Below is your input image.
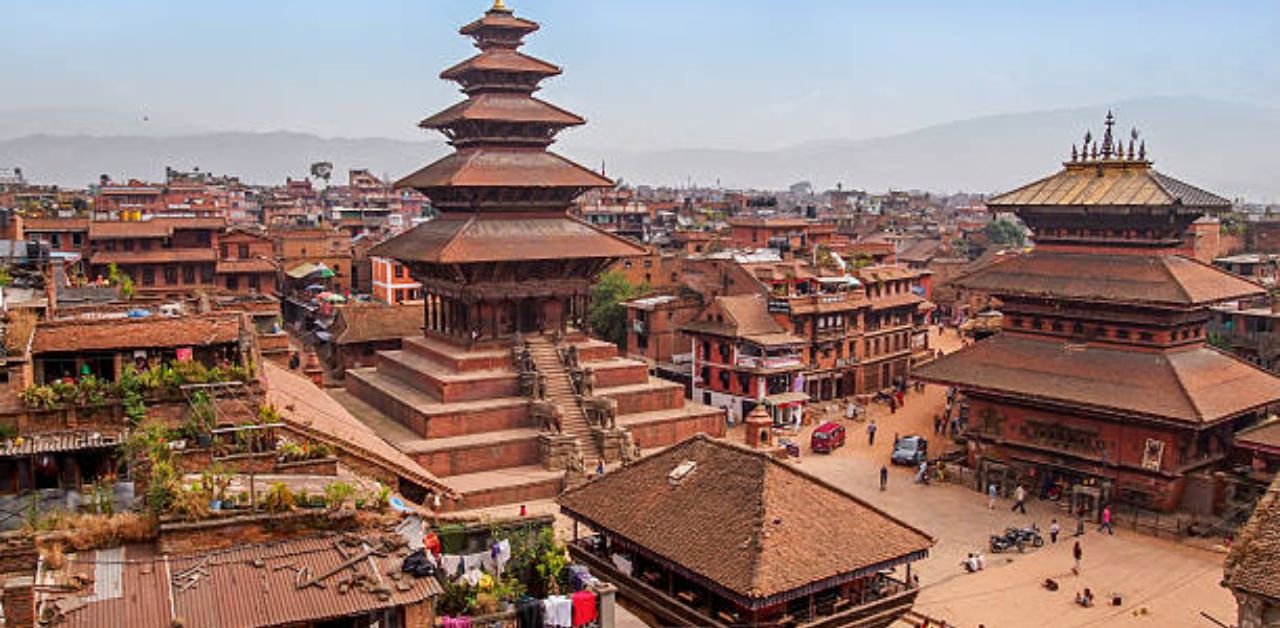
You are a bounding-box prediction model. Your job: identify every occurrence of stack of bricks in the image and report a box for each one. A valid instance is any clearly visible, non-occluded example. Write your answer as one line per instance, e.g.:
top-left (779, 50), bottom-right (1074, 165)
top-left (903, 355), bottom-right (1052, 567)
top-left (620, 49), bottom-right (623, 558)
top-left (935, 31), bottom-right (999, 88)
top-left (3, 576), bottom-right (35, 628)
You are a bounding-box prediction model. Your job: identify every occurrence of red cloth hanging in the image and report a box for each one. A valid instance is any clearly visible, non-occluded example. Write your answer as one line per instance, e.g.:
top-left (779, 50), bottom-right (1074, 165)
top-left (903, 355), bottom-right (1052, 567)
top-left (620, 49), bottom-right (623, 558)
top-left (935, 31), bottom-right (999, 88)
top-left (571, 589), bottom-right (597, 626)
top-left (422, 531), bottom-right (443, 557)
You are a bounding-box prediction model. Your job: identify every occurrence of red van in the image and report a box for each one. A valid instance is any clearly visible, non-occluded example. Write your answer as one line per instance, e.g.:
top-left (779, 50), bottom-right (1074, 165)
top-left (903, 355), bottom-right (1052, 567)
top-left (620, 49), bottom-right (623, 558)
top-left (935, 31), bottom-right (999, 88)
top-left (810, 422), bottom-right (846, 453)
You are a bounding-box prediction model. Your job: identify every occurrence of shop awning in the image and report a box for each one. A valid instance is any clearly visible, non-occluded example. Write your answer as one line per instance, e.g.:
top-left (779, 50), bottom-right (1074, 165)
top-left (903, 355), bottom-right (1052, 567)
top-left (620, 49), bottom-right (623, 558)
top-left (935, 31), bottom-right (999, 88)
top-left (763, 392), bottom-right (809, 405)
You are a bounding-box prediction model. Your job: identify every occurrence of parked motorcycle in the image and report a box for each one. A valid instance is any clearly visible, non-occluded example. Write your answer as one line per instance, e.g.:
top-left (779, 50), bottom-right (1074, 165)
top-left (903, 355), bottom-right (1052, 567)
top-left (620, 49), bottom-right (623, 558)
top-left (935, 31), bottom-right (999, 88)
top-left (988, 533), bottom-right (1025, 554)
top-left (1005, 523), bottom-right (1045, 548)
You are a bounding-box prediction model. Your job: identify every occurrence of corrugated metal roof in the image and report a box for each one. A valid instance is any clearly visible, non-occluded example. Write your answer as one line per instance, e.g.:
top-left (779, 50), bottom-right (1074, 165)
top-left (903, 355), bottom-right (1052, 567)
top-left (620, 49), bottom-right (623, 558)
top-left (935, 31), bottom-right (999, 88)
top-left (989, 162), bottom-right (1230, 208)
top-left (42, 537), bottom-right (440, 628)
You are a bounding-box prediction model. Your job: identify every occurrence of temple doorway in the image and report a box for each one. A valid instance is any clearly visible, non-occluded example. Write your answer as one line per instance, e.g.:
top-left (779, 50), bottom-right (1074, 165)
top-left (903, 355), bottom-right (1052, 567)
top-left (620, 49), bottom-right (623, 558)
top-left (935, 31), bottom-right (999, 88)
top-left (518, 299), bottom-right (541, 333)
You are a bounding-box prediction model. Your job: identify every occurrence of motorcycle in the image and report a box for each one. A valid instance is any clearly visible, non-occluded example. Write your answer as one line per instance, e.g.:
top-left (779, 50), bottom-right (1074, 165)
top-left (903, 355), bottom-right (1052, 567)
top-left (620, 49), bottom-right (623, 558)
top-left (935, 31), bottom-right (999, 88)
top-left (1005, 523), bottom-right (1045, 548)
top-left (988, 533), bottom-right (1025, 554)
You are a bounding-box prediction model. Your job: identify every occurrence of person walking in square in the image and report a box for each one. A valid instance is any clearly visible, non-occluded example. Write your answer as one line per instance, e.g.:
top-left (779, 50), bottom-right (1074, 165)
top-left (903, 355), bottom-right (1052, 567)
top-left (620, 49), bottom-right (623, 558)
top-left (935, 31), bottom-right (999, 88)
top-left (987, 483), bottom-right (998, 509)
top-left (1072, 541), bottom-right (1083, 574)
top-left (1011, 484), bottom-right (1027, 514)
top-left (1049, 518), bottom-right (1060, 544)
top-left (1074, 506), bottom-right (1087, 537)
top-left (880, 465), bottom-right (888, 491)
top-left (1098, 505), bottom-right (1115, 535)
top-left (867, 419), bottom-right (878, 446)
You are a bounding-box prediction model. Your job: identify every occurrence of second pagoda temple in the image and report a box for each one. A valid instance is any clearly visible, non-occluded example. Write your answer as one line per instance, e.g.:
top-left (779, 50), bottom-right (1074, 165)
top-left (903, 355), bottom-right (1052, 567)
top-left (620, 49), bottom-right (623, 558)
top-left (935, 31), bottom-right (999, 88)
top-left (918, 114), bottom-right (1280, 513)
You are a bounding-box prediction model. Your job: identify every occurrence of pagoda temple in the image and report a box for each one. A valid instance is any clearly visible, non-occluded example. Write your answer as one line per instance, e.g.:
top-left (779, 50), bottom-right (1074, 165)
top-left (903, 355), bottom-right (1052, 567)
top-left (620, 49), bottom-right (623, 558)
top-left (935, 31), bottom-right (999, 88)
top-left (917, 113), bottom-right (1280, 513)
top-left (345, 1), bottom-right (724, 510)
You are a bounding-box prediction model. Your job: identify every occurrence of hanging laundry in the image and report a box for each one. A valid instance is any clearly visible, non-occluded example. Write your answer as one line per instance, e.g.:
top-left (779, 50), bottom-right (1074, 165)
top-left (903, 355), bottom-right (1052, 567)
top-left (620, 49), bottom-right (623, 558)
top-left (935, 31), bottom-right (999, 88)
top-left (516, 597), bottom-right (544, 628)
top-left (462, 552), bottom-right (486, 574)
top-left (422, 531), bottom-right (443, 557)
top-left (492, 539), bottom-right (512, 575)
top-left (440, 554), bottom-right (462, 578)
top-left (572, 589), bottom-right (598, 627)
top-left (544, 595), bottom-right (572, 628)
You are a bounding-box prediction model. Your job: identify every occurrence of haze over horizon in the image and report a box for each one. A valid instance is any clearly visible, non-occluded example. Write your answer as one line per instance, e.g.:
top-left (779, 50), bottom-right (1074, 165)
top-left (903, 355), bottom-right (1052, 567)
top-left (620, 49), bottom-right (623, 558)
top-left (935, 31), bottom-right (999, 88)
top-left (2, 1), bottom-right (1277, 150)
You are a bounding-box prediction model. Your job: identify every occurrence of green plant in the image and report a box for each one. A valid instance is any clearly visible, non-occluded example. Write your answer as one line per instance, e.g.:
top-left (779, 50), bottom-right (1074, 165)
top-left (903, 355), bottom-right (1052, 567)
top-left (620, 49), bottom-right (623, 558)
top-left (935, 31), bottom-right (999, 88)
top-left (0, 422), bottom-right (16, 440)
top-left (146, 460), bottom-right (179, 514)
top-left (278, 442), bottom-right (305, 462)
top-left (85, 478), bottom-right (116, 515)
top-left (171, 483), bottom-right (211, 521)
top-left (370, 485), bottom-right (391, 512)
top-left (322, 481), bottom-right (355, 511)
top-left (257, 403), bottom-right (282, 424)
top-left (50, 380), bottom-right (78, 406)
top-left (19, 385), bottom-right (57, 410)
top-left (262, 482), bottom-right (296, 513)
top-left (589, 271), bottom-right (647, 348)
top-left (181, 390), bottom-right (217, 442)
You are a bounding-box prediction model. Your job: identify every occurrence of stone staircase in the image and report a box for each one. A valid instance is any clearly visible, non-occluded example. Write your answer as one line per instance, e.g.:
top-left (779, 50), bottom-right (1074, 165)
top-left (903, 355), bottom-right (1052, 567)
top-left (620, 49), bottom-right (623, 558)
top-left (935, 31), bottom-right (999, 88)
top-left (524, 336), bottom-right (603, 463)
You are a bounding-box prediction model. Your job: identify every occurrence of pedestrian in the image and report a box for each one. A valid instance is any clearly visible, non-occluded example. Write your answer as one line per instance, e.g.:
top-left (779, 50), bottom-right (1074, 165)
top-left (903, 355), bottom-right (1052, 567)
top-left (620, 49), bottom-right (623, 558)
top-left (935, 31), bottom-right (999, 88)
top-left (1098, 505), bottom-right (1114, 535)
top-left (595, 458), bottom-right (605, 477)
top-left (987, 483), bottom-right (998, 509)
top-left (894, 389), bottom-right (905, 408)
top-left (288, 352), bottom-right (300, 370)
top-left (1011, 484), bottom-right (1027, 514)
top-left (1072, 540), bottom-right (1082, 574)
top-left (880, 465), bottom-right (888, 491)
top-left (889, 396), bottom-right (897, 415)
top-left (846, 401), bottom-right (855, 421)
top-left (1049, 518), bottom-right (1060, 544)
top-left (933, 414), bottom-right (942, 435)
top-left (867, 419), bottom-right (877, 446)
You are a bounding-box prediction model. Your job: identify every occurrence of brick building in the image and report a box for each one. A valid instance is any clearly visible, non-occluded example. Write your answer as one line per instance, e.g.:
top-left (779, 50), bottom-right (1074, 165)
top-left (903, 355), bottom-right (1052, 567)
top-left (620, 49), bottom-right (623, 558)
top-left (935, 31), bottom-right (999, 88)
top-left (272, 226), bottom-right (353, 293)
top-left (917, 114), bottom-right (1280, 512)
top-left (216, 228), bottom-right (278, 295)
top-left (86, 217), bottom-right (225, 296)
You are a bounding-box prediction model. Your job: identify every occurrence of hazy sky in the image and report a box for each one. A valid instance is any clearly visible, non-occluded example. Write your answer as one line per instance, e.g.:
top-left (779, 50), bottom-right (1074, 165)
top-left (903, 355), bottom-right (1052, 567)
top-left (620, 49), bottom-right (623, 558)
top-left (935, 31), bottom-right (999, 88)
top-left (3, 0), bottom-right (1277, 150)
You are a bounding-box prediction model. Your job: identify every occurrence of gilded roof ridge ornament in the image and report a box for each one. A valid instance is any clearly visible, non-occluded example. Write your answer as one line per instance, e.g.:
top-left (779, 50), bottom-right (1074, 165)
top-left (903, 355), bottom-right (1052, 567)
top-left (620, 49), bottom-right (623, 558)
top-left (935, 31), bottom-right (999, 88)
top-left (1071, 144), bottom-right (1078, 162)
top-left (1139, 140), bottom-right (1146, 161)
top-left (1100, 110), bottom-right (1115, 159)
top-left (491, 0), bottom-right (510, 13)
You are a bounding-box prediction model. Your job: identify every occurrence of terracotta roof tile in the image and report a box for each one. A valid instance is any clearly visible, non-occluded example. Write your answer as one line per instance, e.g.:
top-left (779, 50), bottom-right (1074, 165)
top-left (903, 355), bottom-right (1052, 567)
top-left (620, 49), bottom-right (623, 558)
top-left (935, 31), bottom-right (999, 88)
top-left (953, 252), bottom-right (1264, 307)
top-left (264, 362), bottom-right (455, 498)
top-left (1236, 418), bottom-right (1280, 454)
top-left (395, 149), bottom-right (612, 190)
top-left (558, 435), bottom-right (933, 607)
top-left (915, 334), bottom-right (1280, 424)
top-left (33, 314), bottom-right (242, 354)
top-left (333, 305), bottom-right (422, 345)
top-left (419, 94), bottom-right (584, 128)
top-left (215, 258), bottom-right (279, 274)
top-left (91, 249), bottom-right (217, 265)
top-left (1224, 476), bottom-right (1280, 601)
top-left (440, 49), bottom-right (561, 80)
top-left (24, 217), bottom-right (89, 231)
top-left (87, 217), bottom-right (227, 239)
top-left (370, 214), bottom-right (645, 264)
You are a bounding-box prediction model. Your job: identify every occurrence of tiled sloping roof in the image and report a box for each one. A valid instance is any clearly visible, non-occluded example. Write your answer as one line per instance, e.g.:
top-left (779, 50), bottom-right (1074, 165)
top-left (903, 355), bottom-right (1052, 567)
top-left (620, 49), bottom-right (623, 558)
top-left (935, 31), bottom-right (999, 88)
top-left (33, 314), bottom-right (242, 354)
top-left (1236, 418), bottom-right (1280, 454)
top-left (0, 431), bottom-right (124, 457)
top-left (333, 305), bottom-right (422, 345)
top-left (1224, 476), bottom-right (1280, 602)
top-left (43, 537), bottom-right (441, 628)
top-left (264, 362), bottom-right (456, 498)
top-left (87, 217), bottom-right (227, 239)
top-left (897, 239), bottom-right (942, 263)
top-left (90, 249), bottom-right (217, 265)
top-left (215, 258), bottom-right (279, 274)
top-left (24, 217), bottom-right (89, 231)
top-left (719, 294), bottom-right (786, 337)
top-left (419, 94), bottom-right (584, 128)
top-left (558, 435), bottom-right (933, 607)
top-left (952, 252), bottom-right (1264, 307)
top-left (370, 215), bottom-right (645, 264)
top-left (440, 49), bottom-right (561, 79)
top-left (915, 334), bottom-right (1280, 425)
top-left (395, 149), bottom-right (612, 189)
top-left (988, 163), bottom-right (1230, 208)
top-left (459, 11), bottom-right (539, 35)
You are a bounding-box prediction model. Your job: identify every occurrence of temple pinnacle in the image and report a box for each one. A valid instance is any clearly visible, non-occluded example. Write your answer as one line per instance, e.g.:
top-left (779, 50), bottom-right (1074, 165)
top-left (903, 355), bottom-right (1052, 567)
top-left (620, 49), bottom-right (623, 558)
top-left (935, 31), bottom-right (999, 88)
top-left (491, 0), bottom-right (509, 12)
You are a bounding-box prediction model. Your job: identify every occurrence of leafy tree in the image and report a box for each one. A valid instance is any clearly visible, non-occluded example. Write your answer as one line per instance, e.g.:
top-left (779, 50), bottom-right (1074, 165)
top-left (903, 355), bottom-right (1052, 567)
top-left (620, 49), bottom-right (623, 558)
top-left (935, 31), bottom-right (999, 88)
top-left (984, 218), bottom-right (1026, 247)
top-left (589, 271), bottom-right (645, 348)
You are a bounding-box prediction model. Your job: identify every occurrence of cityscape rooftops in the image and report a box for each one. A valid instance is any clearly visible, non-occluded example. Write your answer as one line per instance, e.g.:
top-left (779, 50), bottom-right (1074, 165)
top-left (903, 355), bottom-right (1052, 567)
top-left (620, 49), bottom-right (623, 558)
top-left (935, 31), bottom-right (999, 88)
top-left (1224, 475), bottom-right (1280, 603)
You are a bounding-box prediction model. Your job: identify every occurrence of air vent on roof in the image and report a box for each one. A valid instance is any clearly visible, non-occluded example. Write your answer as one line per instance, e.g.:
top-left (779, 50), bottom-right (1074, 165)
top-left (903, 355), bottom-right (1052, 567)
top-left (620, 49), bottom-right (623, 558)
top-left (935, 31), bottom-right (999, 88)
top-left (668, 461), bottom-right (697, 485)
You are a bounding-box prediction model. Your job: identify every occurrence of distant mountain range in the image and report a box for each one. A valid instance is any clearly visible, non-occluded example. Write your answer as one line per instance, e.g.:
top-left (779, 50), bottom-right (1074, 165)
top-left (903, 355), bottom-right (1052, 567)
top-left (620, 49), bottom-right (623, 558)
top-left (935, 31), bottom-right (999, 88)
top-left (1, 97), bottom-right (1277, 201)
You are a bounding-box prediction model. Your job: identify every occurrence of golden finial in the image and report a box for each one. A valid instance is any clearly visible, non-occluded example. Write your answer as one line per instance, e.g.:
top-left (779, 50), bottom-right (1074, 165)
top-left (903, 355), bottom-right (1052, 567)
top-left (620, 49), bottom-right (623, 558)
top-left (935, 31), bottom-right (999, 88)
top-left (492, 0), bottom-right (509, 11)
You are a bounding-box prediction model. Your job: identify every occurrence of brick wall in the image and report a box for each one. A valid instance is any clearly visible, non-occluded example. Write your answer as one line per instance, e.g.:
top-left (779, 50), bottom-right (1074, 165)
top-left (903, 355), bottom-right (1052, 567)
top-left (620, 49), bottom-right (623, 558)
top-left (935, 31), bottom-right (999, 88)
top-left (3, 576), bottom-right (35, 628)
